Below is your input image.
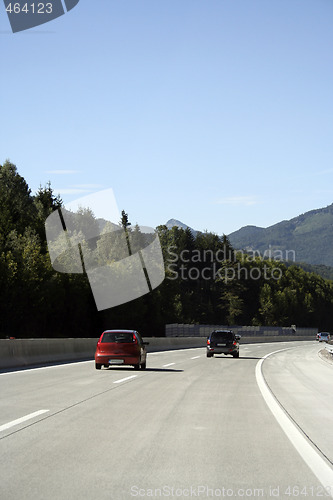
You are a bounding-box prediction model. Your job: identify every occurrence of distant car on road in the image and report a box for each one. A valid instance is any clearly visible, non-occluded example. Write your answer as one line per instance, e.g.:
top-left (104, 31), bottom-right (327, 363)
top-left (95, 330), bottom-right (149, 370)
top-left (206, 330), bottom-right (240, 358)
top-left (317, 332), bottom-right (330, 342)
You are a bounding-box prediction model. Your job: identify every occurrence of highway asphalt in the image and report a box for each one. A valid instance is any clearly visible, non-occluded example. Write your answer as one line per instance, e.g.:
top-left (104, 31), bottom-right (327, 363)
top-left (0, 341), bottom-right (332, 499)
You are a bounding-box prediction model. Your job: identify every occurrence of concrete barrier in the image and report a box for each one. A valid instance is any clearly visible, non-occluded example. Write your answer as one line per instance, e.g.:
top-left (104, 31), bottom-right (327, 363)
top-left (0, 338), bottom-right (98, 370)
top-left (325, 344), bottom-right (333, 356)
top-left (0, 335), bottom-right (316, 370)
top-left (146, 335), bottom-right (315, 351)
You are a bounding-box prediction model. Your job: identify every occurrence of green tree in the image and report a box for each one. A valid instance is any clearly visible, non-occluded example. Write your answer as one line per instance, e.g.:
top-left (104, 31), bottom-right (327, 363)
top-left (120, 210), bottom-right (131, 230)
top-left (0, 160), bottom-right (37, 240)
top-left (258, 283), bottom-right (275, 325)
top-left (33, 182), bottom-right (63, 243)
top-left (120, 210), bottom-right (132, 255)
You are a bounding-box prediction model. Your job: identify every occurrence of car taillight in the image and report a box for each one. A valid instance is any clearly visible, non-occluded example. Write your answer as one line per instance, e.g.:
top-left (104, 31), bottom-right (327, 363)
top-left (133, 335), bottom-right (138, 344)
top-left (207, 339), bottom-right (210, 345)
top-left (233, 341), bottom-right (237, 346)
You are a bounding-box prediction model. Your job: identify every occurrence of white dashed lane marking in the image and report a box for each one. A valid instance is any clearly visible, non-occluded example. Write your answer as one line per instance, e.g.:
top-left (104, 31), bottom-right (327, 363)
top-left (113, 375), bottom-right (137, 384)
top-left (0, 410), bottom-right (49, 432)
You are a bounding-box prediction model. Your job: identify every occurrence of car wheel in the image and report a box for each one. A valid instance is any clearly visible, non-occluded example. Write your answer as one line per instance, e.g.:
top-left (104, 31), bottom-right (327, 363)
top-left (95, 363), bottom-right (102, 370)
top-left (141, 361), bottom-right (146, 370)
top-left (233, 352), bottom-right (240, 358)
top-left (134, 363), bottom-right (140, 370)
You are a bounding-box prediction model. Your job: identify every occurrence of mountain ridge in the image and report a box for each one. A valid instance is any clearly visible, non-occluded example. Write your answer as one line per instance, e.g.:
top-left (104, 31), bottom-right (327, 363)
top-left (228, 203), bottom-right (333, 267)
top-left (165, 218), bottom-right (198, 236)
top-left (165, 203), bottom-right (333, 270)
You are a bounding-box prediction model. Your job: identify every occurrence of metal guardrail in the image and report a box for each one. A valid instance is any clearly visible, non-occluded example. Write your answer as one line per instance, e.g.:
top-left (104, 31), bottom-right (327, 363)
top-left (325, 345), bottom-right (333, 355)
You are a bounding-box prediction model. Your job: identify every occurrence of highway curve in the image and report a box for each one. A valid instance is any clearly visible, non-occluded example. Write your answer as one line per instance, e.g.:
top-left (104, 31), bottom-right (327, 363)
top-left (0, 341), bottom-right (332, 499)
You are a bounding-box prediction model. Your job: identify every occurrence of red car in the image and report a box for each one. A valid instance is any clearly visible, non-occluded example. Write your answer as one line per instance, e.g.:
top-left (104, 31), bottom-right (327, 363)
top-left (95, 330), bottom-right (149, 370)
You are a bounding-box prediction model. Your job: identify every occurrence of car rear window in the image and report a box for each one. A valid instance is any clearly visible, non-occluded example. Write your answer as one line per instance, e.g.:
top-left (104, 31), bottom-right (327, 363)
top-left (211, 331), bottom-right (233, 342)
top-left (101, 332), bottom-right (134, 343)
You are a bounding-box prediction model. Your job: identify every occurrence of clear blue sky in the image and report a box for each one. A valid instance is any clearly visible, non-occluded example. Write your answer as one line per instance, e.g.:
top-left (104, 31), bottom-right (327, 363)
top-left (1, 0), bottom-right (333, 235)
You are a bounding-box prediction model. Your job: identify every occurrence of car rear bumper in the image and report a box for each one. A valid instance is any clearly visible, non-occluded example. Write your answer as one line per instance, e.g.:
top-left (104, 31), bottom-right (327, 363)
top-left (95, 354), bottom-right (141, 365)
top-left (207, 347), bottom-right (238, 355)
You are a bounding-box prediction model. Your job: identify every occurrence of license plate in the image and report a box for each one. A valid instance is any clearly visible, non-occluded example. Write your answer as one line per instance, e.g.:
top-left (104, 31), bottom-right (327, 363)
top-left (109, 359), bottom-right (124, 364)
top-left (217, 343), bottom-right (226, 347)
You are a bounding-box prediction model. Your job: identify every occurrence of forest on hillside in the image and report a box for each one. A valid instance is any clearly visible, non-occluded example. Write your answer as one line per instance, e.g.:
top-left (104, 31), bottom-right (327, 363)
top-left (228, 203), bottom-right (333, 269)
top-left (1, 160), bottom-right (333, 338)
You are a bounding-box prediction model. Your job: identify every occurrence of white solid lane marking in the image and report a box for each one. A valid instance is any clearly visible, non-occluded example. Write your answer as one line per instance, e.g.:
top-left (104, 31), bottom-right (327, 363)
top-left (113, 375), bottom-right (137, 384)
top-left (191, 356), bottom-right (200, 359)
top-left (256, 349), bottom-right (333, 496)
top-left (163, 363), bottom-right (175, 367)
top-left (0, 360), bottom-right (93, 376)
top-left (0, 410), bottom-right (49, 432)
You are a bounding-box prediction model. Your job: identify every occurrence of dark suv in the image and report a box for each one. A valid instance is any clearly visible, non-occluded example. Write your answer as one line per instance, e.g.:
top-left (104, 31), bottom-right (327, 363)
top-left (206, 330), bottom-right (240, 358)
